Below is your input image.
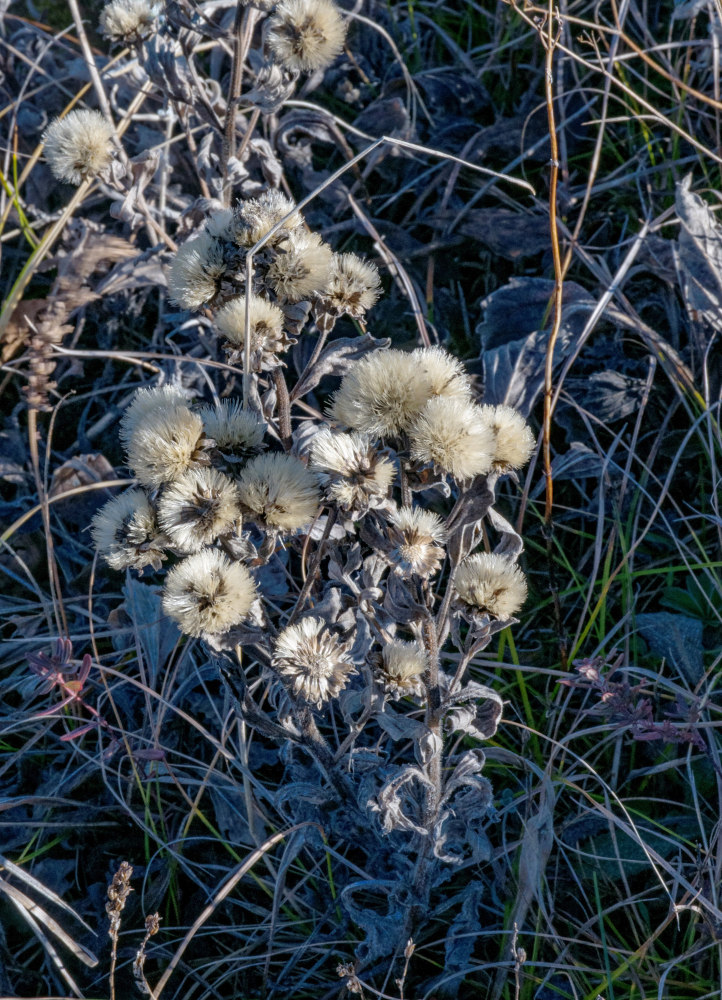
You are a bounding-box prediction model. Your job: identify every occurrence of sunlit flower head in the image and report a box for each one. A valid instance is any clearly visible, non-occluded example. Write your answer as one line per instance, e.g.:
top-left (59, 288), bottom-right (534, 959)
top-left (91, 489), bottom-right (167, 573)
top-left (99, 0), bottom-right (161, 43)
top-left (120, 384), bottom-right (192, 450)
top-left (266, 230), bottom-right (333, 301)
top-left (329, 349), bottom-right (431, 439)
top-left (479, 404), bottom-right (535, 473)
top-left (411, 347), bottom-right (472, 403)
top-left (237, 453), bottom-right (320, 531)
top-left (267, 0), bottom-right (347, 74)
top-left (310, 428), bottom-right (395, 513)
top-left (157, 467), bottom-right (242, 552)
top-left (198, 400), bottom-right (266, 456)
top-left (387, 505), bottom-right (446, 578)
top-left (232, 190), bottom-right (303, 247)
top-left (163, 549), bottom-right (258, 638)
top-left (378, 639), bottom-right (428, 700)
top-left (454, 552), bottom-right (527, 620)
top-left (409, 396), bottom-right (495, 481)
top-left (213, 294), bottom-right (288, 370)
top-left (126, 403), bottom-right (207, 488)
top-left (167, 233), bottom-right (226, 310)
top-left (323, 253), bottom-right (382, 318)
top-left (272, 617), bottom-right (355, 708)
top-left (42, 110), bottom-right (114, 185)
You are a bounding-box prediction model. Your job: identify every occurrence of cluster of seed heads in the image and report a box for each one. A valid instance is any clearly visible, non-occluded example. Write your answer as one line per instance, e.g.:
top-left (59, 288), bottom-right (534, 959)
top-left (92, 195), bottom-right (533, 712)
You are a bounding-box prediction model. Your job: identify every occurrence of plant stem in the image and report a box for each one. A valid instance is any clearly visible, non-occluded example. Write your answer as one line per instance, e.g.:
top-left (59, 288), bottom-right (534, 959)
top-left (273, 367), bottom-right (292, 450)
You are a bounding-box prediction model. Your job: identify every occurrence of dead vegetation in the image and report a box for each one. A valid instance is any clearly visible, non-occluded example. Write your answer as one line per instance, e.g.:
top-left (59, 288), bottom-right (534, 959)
top-left (1, 1), bottom-right (722, 998)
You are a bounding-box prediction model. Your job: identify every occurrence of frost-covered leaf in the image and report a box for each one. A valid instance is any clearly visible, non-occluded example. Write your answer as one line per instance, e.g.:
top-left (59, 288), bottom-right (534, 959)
top-left (375, 706), bottom-right (428, 742)
top-left (290, 333), bottom-right (390, 400)
top-left (372, 765), bottom-right (433, 835)
top-left (444, 679), bottom-right (503, 741)
top-left (674, 174), bottom-right (722, 334)
top-left (636, 611), bottom-right (704, 684)
top-left (112, 578), bottom-right (179, 685)
top-left (476, 277), bottom-right (595, 416)
top-left (486, 505), bottom-right (524, 560)
top-left (446, 474), bottom-right (495, 565)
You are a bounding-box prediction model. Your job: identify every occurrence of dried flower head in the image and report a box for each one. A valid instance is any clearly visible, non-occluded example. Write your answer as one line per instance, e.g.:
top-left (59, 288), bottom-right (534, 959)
top-left (387, 505), bottom-right (446, 578)
top-left (99, 0), bottom-right (161, 43)
top-left (120, 384), bottom-right (191, 449)
top-left (409, 397), bottom-right (495, 481)
top-left (378, 639), bottom-right (428, 699)
top-left (42, 110), bottom-right (114, 185)
top-left (267, 231), bottom-right (333, 301)
top-left (479, 404), bottom-right (535, 472)
top-left (167, 233), bottom-right (226, 310)
top-left (310, 428), bottom-right (395, 513)
top-left (199, 400), bottom-right (266, 456)
top-left (214, 294), bottom-right (288, 369)
top-left (323, 253), bottom-right (382, 318)
top-left (163, 549), bottom-right (258, 637)
top-left (411, 347), bottom-right (472, 403)
top-left (126, 403), bottom-right (207, 488)
top-left (91, 489), bottom-right (167, 572)
top-left (329, 350), bottom-right (432, 438)
top-left (454, 552), bottom-right (527, 620)
top-left (272, 617), bottom-right (355, 707)
top-left (233, 190), bottom-right (303, 247)
top-left (267, 0), bottom-right (347, 74)
top-left (237, 453), bottom-right (320, 531)
top-left (157, 468), bottom-right (242, 552)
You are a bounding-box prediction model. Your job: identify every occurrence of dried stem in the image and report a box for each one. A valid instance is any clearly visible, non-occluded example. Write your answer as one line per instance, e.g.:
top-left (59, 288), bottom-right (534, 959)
top-left (273, 367), bottom-right (292, 450)
top-left (540, 2), bottom-right (568, 669)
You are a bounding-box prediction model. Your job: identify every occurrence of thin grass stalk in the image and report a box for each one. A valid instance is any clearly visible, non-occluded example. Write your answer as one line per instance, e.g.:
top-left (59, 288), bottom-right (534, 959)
top-left (541, 1), bottom-right (567, 669)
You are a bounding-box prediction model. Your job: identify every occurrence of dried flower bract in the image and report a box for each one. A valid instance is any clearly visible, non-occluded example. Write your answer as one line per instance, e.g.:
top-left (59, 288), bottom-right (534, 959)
top-left (454, 552), bottom-right (527, 620)
top-left (92, 489), bottom-right (167, 572)
top-left (199, 400), bottom-right (266, 455)
top-left (480, 404), bottom-right (536, 472)
top-left (237, 453), bottom-right (320, 531)
top-left (126, 402), bottom-right (207, 488)
top-left (167, 233), bottom-right (226, 310)
top-left (42, 110), bottom-right (114, 185)
top-left (409, 397), bottom-right (495, 481)
top-left (387, 505), bottom-right (446, 578)
top-left (267, 0), bottom-right (347, 74)
top-left (310, 428), bottom-right (394, 513)
top-left (99, 0), bottom-right (161, 43)
top-left (157, 468), bottom-right (242, 552)
top-left (163, 549), bottom-right (258, 637)
top-left (273, 617), bottom-right (355, 707)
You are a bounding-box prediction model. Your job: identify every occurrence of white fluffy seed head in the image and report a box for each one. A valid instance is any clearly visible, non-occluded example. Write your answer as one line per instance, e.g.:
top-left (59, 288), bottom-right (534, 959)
top-left (126, 404), bottom-right (206, 488)
top-left (162, 549), bottom-right (258, 638)
top-left (310, 428), bottom-right (395, 511)
top-left (479, 404), bottom-right (535, 472)
top-left (323, 253), bottom-right (382, 318)
top-left (266, 231), bottom-right (333, 301)
top-left (409, 396), bottom-right (496, 481)
top-left (120, 384), bottom-right (192, 450)
top-left (387, 505), bottom-right (446, 578)
top-left (214, 294), bottom-right (287, 369)
top-left (156, 467), bottom-right (242, 553)
top-left (232, 190), bottom-right (304, 247)
top-left (167, 233), bottom-right (226, 310)
top-left (272, 617), bottom-right (355, 708)
top-left (42, 110), bottom-right (114, 185)
top-left (99, 0), bottom-right (161, 43)
top-left (237, 453), bottom-right (321, 531)
top-left (267, 0), bottom-right (347, 74)
top-left (410, 347), bottom-right (472, 403)
top-left (329, 350), bottom-right (431, 438)
top-left (91, 489), bottom-right (167, 572)
top-left (199, 400), bottom-right (266, 454)
top-left (379, 639), bottom-right (428, 699)
top-left (454, 552), bottom-right (528, 619)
